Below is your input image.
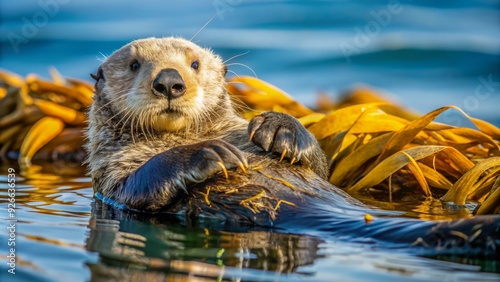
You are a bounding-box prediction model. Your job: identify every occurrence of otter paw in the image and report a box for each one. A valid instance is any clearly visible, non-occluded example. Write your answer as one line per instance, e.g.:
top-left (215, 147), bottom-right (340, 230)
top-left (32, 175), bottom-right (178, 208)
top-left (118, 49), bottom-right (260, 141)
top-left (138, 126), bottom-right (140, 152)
top-left (185, 140), bottom-right (248, 181)
top-left (248, 112), bottom-right (317, 164)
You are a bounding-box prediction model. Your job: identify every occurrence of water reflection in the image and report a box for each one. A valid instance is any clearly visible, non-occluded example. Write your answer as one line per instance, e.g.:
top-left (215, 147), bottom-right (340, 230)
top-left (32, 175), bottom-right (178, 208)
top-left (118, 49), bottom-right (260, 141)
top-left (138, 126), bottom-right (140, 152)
top-left (86, 200), bottom-right (323, 281)
top-left (0, 165), bottom-right (94, 282)
top-left (0, 168), bottom-right (499, 281)
top-left (85, 201), bottom-right (500, 281)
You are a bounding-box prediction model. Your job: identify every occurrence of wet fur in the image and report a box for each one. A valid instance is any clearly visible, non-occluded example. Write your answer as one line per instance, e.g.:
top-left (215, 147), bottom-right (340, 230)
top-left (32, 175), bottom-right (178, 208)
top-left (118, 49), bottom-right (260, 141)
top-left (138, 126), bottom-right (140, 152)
top-left (85, 37), bottom-right (500, 258)
top-left (85, 37), bottom-right (327, 211)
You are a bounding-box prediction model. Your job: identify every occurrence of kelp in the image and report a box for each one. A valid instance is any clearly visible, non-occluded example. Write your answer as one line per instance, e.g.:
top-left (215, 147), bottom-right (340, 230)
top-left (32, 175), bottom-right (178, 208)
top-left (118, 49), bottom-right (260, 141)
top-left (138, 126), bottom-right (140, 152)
top-left (229, 76), bottom-right (500, 215)
top-left (0, 68), bottom-right (90, 174)
top-left (1, 70), bottom-right (499, 215)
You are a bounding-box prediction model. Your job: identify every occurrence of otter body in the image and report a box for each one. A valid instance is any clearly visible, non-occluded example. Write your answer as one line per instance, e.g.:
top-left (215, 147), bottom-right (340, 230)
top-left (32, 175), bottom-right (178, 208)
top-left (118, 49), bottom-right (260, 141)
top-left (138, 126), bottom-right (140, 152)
top-left (86, 37), bottom-right (500, 257)
top-left (86, 37), bottom-right (327, 212)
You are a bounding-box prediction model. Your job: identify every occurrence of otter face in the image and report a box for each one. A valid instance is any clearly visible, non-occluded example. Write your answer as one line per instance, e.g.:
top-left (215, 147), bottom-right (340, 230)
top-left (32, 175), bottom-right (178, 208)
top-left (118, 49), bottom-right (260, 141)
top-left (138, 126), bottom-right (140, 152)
top-left (93, 37), bottom-right (228, 132)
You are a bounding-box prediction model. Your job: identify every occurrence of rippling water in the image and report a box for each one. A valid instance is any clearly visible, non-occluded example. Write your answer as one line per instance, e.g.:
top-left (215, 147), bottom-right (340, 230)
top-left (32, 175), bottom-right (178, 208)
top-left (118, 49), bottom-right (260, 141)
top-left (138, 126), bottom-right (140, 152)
top-left (1, 0), bottom-right (500, 281)
top-left (1, 165), bottom-right (499, 282)
top-left (1, 0), bottom-right (499, 124)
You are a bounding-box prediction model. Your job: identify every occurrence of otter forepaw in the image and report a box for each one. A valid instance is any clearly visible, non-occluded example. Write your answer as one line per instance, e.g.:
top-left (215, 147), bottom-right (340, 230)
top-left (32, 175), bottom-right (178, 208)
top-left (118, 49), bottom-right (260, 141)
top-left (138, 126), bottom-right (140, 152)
top-left (248, 112), bottom-right (328, 178)
top-left (188, 140), bottom-right (248, 180)
top-left (119, 140), bottom-right (248, 211)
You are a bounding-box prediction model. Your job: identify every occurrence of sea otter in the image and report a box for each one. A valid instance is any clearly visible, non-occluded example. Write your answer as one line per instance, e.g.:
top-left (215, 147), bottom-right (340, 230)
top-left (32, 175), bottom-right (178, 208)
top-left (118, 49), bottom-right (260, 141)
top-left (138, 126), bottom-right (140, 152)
top-left (85, 37), bottom-right (499, 257)
top-left (85, 36), bottom-right (328, 211)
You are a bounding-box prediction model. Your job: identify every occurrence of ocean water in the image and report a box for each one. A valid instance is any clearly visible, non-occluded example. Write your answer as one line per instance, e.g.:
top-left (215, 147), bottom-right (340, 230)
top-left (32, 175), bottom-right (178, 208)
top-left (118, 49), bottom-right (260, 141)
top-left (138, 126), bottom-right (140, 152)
top-left (1, 0), bottom-right (500, 281)
top-left (1, 0), bottom-right (499, 123)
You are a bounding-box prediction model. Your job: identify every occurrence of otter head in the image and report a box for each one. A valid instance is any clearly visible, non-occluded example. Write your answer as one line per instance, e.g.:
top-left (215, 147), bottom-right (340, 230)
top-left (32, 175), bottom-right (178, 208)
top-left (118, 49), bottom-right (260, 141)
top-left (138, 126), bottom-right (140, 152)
top-left (91, 37), bottom-right (229, 132)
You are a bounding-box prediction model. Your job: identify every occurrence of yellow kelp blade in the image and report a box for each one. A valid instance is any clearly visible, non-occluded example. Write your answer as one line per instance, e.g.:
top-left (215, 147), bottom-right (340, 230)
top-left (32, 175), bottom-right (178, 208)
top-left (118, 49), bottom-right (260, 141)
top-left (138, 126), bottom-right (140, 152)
top-left (475, 176), bottom-right (500, 215)
top-left (26, 75), bottom-right (93, 106)
top-left (375, 106), bottom-right (500, 168)
top-left (402, 151), bottom-right (431, 197)
top-left (330, 132), bottom-right (393, 186)
top-left (0, 88), bottom-right (6, 100)
top-left (316, 92), bottom-right (335, 112)
top-left (468, 117), bottom-right (500, 140)
top-left (328, 107), bottom-right (407, 163)
top-left (375, 106), bottom-right (452, 165)
top-left (227, 76), bottom-right (312, 117)
top-left (19, 117), bottom-right (65, 170)
top-left (442, 157), bottom-right (500, 205)
top-left (346, 109), bottom-right (408, 135)
top-left (417, 163), bottom-right (453, 190)
top-left (49, 67), bottom-right (66, 85)
top-left (347, 146), bottom-right (470, 194)
top-left (436, 128), bottom-right (499, 152)
top-left (468, 167), bottom-right (500, 201)
top-left (0, 84), bottom-right (38, 128)
top-left (446, 105), bottom-right (500, 140)
top-left (0, 124), bottom-right (23, 144)
top-left (298, 112), bottom-right (325, 127)
top-left (334, 87), bottom-right (392, 108)
top-left (67, 77), bottom-right (94, 92)
top-left (34, 99), bottom-right (87, 125)
top-left (0, 69), bottom-right (24, 88)
top-left (307, 103), bottom-right (406, 140)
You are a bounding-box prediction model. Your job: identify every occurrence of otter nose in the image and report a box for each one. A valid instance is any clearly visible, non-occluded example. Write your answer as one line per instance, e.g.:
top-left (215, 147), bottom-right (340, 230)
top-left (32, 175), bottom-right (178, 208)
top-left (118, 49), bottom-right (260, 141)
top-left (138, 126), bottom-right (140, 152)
top-left (151, 68), bottom-right (186, 98)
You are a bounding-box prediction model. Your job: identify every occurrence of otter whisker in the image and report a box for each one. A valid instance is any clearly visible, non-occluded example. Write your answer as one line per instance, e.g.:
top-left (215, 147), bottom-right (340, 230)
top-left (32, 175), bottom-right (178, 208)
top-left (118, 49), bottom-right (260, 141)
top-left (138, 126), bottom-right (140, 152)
top-left (200, 106), bottom-right (225, 136)
top-left (103, 106), bottom-right (130, 125)
top-left (130, 112), bottom-right (138, 145)
top-left (141, 108), bottom-right (149, 142)
top-left (227, 70), bottom-right (241, 79)
top-left (189, 13), bottom-right (218, 42)
top-left (137, 108), bottom-right (146, 143)
top-left (194, 108), bottom-right (208, 136)
top-left (223, 51), bottom-right (250, 64)
top-left (117, 110), bottom-right (131, 132)
top-left (227, 88), bottom-right (261, 115)
top-left (118, 107), bottom-right (135, 138)
top-left (143, 108), bottom-right (155, 143)
top-left (116, 103), bottom-right (134, 125)
top-left (136, 108), bottom-right (143, 141)
top-left (94, 94), bottom-right (128, 113)
top-left (97, 52), bottom-right (108, 62)
top-left (226, 63), bottom-right (258, 78)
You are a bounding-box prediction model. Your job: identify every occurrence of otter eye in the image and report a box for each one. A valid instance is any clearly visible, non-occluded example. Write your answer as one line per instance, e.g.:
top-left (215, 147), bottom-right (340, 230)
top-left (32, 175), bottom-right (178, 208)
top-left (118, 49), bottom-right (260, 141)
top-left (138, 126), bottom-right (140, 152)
top-left (130, 60), bottom-right (140, 71)
top-left (191, 60), bottom-right (199, 70)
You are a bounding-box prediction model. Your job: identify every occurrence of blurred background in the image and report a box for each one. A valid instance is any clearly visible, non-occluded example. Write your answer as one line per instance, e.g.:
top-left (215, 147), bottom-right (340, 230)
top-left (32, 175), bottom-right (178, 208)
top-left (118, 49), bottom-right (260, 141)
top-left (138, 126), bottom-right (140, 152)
top-left (1, 0), bottom-right (499, 124)
top-left (1, 2), bottom-right (500, 280)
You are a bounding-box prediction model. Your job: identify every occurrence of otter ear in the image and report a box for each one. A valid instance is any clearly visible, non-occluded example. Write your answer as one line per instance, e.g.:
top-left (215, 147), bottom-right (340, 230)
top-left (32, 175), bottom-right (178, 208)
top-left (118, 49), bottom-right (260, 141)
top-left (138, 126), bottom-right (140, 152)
top-left (90, 66), bottom-right (105, 92)
top-left (223, 65), bottom-right (228, 77)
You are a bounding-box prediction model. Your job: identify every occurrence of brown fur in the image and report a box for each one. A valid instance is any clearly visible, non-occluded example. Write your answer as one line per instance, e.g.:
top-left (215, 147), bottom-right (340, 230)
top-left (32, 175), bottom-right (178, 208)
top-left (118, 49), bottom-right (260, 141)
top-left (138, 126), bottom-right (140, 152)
top-left (84, 38), bottom-right (500, 259)
top-left (85, 37), bottom-right (327, 210)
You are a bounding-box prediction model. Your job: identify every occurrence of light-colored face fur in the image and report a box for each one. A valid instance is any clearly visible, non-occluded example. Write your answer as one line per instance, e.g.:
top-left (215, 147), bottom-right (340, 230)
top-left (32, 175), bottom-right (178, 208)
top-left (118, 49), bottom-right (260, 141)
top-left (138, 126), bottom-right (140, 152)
top-left (95, 37), bottom-right (228, 133)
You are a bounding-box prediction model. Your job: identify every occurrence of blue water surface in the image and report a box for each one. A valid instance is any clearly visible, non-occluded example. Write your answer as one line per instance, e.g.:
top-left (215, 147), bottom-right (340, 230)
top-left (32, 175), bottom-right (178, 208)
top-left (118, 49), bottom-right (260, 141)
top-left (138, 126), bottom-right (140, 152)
top-left (1, 1), bottom-right (500, 281)
top-left (1, 0), bottom-right (499, 124)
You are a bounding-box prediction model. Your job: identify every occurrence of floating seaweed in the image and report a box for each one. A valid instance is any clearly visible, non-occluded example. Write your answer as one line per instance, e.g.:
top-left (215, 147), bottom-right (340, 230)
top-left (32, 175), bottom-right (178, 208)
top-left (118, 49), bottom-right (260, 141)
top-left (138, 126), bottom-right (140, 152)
top-left (1, 70), bottom-right (499, 215)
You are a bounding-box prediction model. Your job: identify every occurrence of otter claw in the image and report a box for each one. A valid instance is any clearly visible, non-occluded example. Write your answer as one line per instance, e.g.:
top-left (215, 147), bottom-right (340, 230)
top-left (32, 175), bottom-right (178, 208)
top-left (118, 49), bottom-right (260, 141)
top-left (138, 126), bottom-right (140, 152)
top-left (238, 162), bottom-right (247, 174)
top-left (249, 129), bottom-right (256, 142)
top-left (279, 149), bottom-right (287, 162)
top-left (217, 161), bottom-right (229, 179)
top-left (196, 139), bottom-right (247, 180)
